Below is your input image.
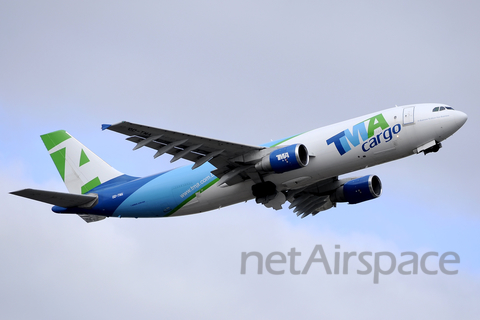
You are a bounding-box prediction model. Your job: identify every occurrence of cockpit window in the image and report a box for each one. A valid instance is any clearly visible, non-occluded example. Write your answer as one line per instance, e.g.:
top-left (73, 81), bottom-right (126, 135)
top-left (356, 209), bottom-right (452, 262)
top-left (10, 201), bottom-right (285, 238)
top-left (433, 106), bottom-right (454, 112)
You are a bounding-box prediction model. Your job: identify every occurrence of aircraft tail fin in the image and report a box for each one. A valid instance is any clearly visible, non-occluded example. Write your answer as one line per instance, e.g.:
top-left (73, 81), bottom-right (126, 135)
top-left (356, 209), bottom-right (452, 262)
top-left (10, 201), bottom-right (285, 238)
top-left (40, 130), bottom-right (123, 194)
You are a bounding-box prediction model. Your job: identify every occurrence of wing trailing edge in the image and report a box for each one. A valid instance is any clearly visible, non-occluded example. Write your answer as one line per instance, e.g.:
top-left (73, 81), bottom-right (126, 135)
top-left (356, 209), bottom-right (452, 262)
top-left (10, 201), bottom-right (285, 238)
top-left (105, 121), bottom-right (266, 185)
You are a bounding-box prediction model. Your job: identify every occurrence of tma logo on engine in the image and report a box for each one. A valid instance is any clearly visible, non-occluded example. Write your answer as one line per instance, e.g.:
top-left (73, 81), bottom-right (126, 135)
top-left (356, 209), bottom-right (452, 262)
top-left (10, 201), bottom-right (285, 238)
top-left (326, 114), bottom-right (401, 156)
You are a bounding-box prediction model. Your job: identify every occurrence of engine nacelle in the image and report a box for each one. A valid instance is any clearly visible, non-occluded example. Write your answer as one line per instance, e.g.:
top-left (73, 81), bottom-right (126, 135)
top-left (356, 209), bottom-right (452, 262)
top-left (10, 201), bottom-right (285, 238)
top-left (255, 144), bottom-right (309, 174)
top-left (333, 175), bottom-right (382, 204)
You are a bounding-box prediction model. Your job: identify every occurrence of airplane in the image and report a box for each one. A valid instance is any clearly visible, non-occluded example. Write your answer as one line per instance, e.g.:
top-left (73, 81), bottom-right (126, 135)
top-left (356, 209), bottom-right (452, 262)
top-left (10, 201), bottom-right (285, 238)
top-left (10, 103), bottom-right (467, 223)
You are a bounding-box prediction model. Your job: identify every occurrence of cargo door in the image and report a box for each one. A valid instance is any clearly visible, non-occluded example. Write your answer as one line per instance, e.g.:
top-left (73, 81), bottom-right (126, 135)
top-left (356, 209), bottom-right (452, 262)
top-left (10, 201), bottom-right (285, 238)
top-left (403, 106), bottom-right (415, 125)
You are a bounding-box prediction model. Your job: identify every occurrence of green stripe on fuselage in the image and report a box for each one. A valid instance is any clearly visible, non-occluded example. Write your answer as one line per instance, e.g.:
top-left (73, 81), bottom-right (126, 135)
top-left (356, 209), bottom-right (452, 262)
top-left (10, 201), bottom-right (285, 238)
top-left (165, 178), bottom-right (219, 217)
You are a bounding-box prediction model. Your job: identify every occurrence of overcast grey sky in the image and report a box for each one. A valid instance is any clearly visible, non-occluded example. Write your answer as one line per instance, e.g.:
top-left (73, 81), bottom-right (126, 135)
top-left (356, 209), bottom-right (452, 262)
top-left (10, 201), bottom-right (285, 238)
top-left (1, 1), bottom-right (479, 319)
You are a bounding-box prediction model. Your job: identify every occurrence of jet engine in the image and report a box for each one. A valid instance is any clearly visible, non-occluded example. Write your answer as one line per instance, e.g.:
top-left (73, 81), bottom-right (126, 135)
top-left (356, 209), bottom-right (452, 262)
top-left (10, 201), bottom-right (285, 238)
top-left (255, 144), bottom-right (309, 174)
top-left (332, 175), bottom-right (382, 204)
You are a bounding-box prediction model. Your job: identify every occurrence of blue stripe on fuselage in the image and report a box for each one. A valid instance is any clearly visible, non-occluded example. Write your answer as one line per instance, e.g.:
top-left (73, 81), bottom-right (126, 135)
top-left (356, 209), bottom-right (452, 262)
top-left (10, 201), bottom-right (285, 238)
top-left (53, 163), bottom-right (217, 218)
top-left (112, 163), bottom-right (216, 218)
top-left (52, 172), bottom-right (171, 215)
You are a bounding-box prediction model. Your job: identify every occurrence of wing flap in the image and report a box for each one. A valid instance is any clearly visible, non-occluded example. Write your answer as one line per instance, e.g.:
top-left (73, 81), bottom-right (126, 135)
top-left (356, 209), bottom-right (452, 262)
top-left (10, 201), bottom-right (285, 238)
top-left (286, 177), bottom-right (339, 218)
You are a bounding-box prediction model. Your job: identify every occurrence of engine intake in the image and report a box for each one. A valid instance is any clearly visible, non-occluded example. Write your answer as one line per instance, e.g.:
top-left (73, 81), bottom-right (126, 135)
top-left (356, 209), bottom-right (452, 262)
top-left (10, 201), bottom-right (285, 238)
top-left (333, 175), bottom-right (382, 204)
top-left (255, 144), bottom-right (309, 174)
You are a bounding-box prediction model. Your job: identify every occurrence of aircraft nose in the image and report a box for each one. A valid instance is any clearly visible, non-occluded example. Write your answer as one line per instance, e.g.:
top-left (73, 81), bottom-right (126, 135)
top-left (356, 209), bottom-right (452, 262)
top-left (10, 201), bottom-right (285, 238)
top-left (455, 111), bottom-right (468, 129)
top-left (437, 109), bottom-right (468, 141)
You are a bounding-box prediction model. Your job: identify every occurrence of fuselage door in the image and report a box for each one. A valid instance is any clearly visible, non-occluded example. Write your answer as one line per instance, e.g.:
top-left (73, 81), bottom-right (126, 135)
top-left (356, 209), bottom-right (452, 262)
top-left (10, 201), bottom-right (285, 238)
top-left (403, 106), bottom-right (415, 125)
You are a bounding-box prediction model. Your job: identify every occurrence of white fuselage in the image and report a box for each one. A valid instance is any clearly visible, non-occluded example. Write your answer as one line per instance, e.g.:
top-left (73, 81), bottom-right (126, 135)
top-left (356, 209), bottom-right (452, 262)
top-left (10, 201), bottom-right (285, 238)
top-left (172, 103), bottom-right (467, 216)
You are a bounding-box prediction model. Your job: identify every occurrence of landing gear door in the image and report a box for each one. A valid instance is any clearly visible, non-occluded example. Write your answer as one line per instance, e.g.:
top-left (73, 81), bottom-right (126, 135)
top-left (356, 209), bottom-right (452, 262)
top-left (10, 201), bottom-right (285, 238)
top-left (403, 106), bottom-right (415, 125)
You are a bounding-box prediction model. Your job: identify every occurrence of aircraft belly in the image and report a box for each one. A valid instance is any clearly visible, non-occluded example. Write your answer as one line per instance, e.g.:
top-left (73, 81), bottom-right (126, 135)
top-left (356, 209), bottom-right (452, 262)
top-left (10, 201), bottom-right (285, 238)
top-left (112, 177), bottom-right (176, 217)
top-left (113, 164), bottom-right (218, 218)
top-left (172, 180), bottom-right (255, 216)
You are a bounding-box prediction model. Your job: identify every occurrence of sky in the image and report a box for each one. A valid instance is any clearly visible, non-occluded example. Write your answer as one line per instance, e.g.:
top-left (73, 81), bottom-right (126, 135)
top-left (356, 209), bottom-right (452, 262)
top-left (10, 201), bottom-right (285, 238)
top-left (1, 1), bottom-right (479, 319)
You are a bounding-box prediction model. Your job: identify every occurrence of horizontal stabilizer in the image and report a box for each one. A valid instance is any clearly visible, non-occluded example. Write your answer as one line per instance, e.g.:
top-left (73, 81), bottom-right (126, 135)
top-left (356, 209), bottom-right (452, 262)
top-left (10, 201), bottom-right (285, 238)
top-left (10, 189), bottom-right (98, 208)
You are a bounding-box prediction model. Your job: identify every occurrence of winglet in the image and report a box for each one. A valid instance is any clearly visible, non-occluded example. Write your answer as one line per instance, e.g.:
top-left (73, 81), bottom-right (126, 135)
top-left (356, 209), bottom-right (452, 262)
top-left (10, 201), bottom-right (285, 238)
top-left (101, 124), bottom-right (111, 131)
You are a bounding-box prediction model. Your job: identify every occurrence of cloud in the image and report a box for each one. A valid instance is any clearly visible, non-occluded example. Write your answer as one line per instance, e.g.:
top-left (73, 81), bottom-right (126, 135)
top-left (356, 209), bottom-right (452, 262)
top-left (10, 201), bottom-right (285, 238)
top-left (2, 163), bottom-right (480, 319)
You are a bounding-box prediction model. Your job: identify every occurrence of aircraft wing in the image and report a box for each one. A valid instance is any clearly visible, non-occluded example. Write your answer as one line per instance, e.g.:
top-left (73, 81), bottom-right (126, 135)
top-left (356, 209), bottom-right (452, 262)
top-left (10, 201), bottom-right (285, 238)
top-left (104, 121), bottom-right (266, 185)
top-left (285, 177), bottom-right (341, 218)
